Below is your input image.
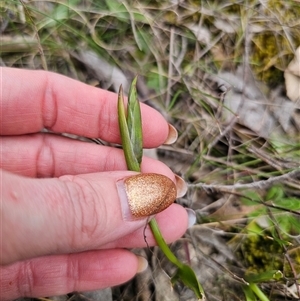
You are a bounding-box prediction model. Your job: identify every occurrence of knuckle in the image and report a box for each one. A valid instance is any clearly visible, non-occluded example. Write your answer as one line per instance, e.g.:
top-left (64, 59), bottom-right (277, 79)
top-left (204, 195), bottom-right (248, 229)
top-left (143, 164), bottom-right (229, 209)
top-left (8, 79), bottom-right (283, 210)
top-left (16, 261), bottom-right (35, 297)
top-left (36, 135), bottom-right (55, 177)
top-left (61, 176), bottom-right (105, 249)
top-left (65, 254), bottom-right (80, 291)
top-left (42, 71), bottom-right (58, 130)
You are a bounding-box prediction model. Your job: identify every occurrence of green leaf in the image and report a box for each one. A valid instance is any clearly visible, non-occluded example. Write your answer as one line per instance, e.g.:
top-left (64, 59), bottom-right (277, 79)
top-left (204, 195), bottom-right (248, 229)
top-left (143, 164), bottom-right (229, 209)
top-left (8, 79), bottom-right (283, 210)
top-left (273, 214), bottom-right (300, 235)
top-left (273, 197), bottom-right (300, 210)
top-left (117, 84), bottom-right (140, 172)
top-left (171, 265), bottom-right (205, 299)
top-left (241, 190), bottom-right (262, 206)
top-left (126, 76), bottom-right (143, 165)
top-left (104, 1), bottom-right (147, 24)
top-left (245, 270), bottom-right (283, 283)
top-left (104, 1), bottom-right (128, 20)
top-left (265, 186), bottom-right (284, 202)
top-left (38, 0), bottom-right (81, 29)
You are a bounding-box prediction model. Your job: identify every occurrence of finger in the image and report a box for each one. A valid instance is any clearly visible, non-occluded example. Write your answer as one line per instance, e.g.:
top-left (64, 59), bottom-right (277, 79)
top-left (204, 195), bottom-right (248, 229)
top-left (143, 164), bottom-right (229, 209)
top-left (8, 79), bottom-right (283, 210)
top-left (0, 134), bottom-right (173, 178)
top-left (0, 249), bottom-right (144, 300)
top-left (1, 170), bottom-right (184, 265)
top-left (0, 67), bottom-right (169, 147)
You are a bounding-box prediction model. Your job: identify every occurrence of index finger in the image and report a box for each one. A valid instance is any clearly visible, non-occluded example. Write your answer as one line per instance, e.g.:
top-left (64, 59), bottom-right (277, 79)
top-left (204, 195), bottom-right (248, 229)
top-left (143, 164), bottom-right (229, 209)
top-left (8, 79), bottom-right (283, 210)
top-left (0, 67), bottom-right (169, 147)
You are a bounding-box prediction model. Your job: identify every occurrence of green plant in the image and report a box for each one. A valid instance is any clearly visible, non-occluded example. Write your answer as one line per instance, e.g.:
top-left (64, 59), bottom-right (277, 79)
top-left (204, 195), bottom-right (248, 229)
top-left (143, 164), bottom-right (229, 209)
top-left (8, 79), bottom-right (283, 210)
top-left (117, 76), bottom-right (205, 300)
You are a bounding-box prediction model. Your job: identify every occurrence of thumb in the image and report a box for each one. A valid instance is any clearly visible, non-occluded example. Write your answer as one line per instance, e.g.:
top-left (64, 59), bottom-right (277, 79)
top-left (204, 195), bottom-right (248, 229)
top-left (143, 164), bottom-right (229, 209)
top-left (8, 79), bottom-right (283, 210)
top-left (1, 170), bottom-right (177, 265)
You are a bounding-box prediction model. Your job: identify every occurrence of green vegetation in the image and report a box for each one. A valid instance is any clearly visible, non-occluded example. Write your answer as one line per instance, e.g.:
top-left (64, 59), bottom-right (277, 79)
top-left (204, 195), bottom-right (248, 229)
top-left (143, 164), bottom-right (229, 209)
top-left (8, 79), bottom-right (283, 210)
top-left (1, 0), bottom-right (299, 300)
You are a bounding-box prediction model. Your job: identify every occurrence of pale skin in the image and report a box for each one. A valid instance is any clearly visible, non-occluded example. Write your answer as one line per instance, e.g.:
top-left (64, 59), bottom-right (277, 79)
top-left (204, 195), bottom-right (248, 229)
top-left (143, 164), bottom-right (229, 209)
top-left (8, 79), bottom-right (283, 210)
top-left (0, 68), bottom-right (189, 300)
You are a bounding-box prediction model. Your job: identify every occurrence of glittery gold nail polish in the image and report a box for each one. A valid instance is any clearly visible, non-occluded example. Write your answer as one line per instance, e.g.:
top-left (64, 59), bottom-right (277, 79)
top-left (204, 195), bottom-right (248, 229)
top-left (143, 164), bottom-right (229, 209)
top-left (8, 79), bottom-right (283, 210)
top-left (117, 173), bottom-right (177, 220)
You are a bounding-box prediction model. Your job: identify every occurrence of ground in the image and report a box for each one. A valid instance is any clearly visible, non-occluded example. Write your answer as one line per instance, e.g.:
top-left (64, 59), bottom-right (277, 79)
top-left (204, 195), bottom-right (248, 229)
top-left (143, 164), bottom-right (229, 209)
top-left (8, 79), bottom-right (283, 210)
top-left (1, 1), bottom-right (300, 300)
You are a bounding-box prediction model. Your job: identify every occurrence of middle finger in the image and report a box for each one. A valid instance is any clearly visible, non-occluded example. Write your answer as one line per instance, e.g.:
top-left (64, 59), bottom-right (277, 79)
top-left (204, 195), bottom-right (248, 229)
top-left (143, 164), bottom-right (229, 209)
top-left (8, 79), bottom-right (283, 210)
top-left (0, 133), bottom-right (173, 178)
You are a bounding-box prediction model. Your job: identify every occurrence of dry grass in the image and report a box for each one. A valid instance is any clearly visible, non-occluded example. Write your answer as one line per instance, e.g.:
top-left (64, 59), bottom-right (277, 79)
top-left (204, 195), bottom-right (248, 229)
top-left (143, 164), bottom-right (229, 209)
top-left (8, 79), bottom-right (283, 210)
top-left (1, 0), bottom-right (300, 300)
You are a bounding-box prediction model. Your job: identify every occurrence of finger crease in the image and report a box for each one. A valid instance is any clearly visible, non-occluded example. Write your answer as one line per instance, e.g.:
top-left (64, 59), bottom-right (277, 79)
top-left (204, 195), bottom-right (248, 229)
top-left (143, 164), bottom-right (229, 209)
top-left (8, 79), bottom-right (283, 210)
top-left (66, 254), bottom-right (80, 291)
top-left (42, 73), bottom-right (58, 130)
top-left (36, 135), bottom-right (55, 178)
top-left (62, 177), bottom-right (100, 249)
top-left (17, 261), bottom-right (35, 296)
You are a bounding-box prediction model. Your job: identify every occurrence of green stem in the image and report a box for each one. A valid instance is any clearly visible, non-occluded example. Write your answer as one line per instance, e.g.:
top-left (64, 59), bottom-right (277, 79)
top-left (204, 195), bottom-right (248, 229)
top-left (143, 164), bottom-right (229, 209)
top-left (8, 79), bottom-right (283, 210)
top-left (149, 218), bottom-right (183, 268)
top-left (249, 283), bottom-right (270, 301)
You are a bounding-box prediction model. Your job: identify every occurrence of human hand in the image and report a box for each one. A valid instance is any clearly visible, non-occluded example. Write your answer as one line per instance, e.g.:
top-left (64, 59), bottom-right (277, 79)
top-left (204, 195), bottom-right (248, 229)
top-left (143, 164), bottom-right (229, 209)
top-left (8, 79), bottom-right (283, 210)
top-left (0, 68), bottom-right (191, 300)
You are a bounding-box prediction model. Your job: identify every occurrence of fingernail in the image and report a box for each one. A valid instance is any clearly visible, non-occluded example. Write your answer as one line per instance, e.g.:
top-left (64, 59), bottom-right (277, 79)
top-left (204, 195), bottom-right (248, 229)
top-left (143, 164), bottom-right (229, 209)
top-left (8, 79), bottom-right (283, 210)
top-left (136, 256), bottom-right (148, 273)
top-left (164, 124), bottom-right (178, 145)
top-left (186, 208), bottom-right (196, 228)
top-left (117, 173), bottom-right (177, 220)
top-left (174, 174), bottom-right (188, 198)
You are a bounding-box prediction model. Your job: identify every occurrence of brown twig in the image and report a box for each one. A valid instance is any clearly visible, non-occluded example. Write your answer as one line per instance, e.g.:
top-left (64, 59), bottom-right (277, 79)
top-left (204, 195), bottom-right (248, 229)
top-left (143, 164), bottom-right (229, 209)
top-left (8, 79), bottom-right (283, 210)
top-left (188, 169), bottom-right (300, 192)
top-left (19, 0), bottom-right (47, 70)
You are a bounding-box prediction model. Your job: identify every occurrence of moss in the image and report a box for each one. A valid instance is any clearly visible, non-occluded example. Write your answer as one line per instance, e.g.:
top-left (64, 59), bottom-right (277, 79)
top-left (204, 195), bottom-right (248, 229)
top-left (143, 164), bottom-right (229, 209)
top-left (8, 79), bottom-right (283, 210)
top-left (250, 0), bottom-right (300, 86)
top-left (284, 247), bottom-right (300, 277)
top-left (251, 33), bottom-right (284, 86)
top-left (239, 233), bottom-right (283, 275)
top-left (237, 228), bottom-right (300, 279)
top-left (265, 0), bottom-right (300, 22)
